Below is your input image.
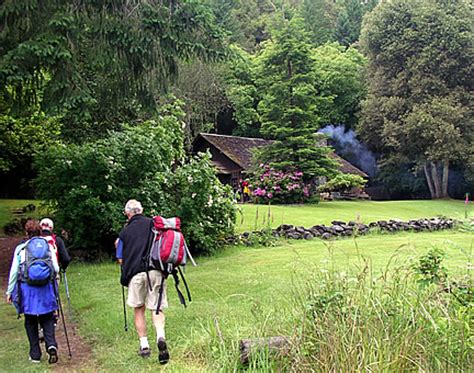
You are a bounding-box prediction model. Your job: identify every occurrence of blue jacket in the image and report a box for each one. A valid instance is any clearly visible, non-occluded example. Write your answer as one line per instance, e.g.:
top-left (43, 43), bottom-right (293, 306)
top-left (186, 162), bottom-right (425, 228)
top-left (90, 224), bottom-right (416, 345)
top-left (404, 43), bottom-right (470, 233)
top-left (6, 239), bottom-right (59, 315)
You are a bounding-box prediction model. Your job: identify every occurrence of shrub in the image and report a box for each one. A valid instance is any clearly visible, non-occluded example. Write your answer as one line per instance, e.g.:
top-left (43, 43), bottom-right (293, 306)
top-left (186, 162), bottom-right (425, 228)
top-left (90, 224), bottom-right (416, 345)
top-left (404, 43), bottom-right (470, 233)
top-left (35, 102), bottom-right (236, 256)
top-left (250, 165), bottom-right (312, 204)
top-left (317, 173), bottom-right (367, 193)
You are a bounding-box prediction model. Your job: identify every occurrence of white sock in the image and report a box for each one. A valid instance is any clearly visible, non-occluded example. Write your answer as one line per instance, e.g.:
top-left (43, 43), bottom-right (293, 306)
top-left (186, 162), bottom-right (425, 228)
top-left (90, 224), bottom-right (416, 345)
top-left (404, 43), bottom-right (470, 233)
top-left (156, 331), bottom-right (165, 342)
top-left (139, 337), bottom-right (149, 349)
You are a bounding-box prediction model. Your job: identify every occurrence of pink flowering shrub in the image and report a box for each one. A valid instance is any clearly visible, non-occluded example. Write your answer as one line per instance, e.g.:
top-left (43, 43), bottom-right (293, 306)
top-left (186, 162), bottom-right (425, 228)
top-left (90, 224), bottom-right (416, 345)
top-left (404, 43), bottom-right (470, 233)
top-left (251, 165), bottom-right (312, 204)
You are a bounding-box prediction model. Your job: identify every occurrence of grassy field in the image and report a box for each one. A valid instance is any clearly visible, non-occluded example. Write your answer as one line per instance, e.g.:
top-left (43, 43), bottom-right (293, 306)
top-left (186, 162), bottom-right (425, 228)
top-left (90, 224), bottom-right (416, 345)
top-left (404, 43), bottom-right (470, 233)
top-left (0, 199), bottom-right (41, 234)
top-left (1, 229), bottom-right (471, 371)
top-left (0, 199), bottom-right (472, 371)
top-left (237, 199), bottom-right (471, 232)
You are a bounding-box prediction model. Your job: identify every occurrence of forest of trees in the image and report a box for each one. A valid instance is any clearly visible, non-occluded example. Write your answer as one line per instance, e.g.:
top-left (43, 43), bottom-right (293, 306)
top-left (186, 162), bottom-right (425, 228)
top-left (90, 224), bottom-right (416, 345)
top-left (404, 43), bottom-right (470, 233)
top-left (1, 0), bottom-right (473, 200)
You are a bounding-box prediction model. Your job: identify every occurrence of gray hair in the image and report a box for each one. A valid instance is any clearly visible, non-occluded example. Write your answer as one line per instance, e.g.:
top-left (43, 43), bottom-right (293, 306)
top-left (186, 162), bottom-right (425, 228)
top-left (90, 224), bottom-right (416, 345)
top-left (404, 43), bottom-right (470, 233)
top-left (124, 199), bottom-right (143, 215)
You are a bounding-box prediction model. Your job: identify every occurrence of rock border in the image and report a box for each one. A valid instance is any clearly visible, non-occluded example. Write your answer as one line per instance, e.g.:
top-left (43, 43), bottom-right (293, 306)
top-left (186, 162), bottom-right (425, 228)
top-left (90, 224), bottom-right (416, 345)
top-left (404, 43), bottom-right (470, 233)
top-left (234, 217), bottom-right (457, 244)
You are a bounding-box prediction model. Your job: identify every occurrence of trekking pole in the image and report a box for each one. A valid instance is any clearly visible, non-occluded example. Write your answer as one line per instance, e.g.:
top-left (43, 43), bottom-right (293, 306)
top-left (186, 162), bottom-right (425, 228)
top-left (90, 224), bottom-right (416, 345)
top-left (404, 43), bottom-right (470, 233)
top-left (122, 285), bottom-right (128, 332)
top-left (55, 282), bottom-right (72, 358)
top-left (61, 270), bottom-right (75, 335)
top-left (120, 267), bottom-right (128, 332)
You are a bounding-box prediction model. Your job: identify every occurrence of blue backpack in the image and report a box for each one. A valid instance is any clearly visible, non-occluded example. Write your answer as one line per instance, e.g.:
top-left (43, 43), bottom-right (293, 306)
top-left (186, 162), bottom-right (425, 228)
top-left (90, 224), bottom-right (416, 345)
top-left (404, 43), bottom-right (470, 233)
top-left (21, 237), bottom-right (55, 286)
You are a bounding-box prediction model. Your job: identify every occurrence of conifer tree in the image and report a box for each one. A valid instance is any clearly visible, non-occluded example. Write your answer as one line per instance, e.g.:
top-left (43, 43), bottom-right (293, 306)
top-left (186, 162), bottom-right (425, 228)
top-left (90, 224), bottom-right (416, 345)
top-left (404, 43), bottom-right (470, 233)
top-left (255, 16), bottom-right (338, 181)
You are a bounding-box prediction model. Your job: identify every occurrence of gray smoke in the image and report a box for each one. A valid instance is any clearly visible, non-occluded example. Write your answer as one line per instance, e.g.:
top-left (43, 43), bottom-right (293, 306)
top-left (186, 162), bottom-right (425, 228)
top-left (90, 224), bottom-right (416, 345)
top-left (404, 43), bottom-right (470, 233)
top-left (319, 125), bottom-right (378, 177)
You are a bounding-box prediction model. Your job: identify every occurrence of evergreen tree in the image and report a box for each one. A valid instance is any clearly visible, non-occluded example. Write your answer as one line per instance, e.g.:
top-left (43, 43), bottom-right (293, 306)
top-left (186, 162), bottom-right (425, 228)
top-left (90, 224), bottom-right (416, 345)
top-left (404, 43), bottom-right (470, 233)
top-left (255, 16), bottom-right (338, 181)
top-left (301, 0), bottom-right (337, 46)
top-left (0, 0), bottom-right (227, 141)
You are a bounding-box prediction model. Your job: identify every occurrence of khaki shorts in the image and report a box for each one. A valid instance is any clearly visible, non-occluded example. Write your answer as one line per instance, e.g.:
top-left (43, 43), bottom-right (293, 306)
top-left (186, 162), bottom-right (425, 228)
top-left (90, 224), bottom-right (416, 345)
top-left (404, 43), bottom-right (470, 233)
top-left (127, 271), bottom-right (168, 310)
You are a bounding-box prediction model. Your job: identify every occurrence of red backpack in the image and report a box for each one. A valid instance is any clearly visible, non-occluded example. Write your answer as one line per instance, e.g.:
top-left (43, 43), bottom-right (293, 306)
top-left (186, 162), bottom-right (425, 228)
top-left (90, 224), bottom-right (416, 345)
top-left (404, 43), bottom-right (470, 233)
top-left (146, 216), bottom-right (196, 313)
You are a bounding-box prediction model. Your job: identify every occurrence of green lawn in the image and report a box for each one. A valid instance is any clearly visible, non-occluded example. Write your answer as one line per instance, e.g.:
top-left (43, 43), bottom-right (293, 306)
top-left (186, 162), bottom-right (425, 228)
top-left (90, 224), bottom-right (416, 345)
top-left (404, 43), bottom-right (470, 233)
top-left (0, 199), bottom-right (40, 234)
top-left (237, 199), bottom-right (471, 232)
top-left (2, 229), bottom-right (471, 371)
top-left (0, 199), bottom-right (472, 371)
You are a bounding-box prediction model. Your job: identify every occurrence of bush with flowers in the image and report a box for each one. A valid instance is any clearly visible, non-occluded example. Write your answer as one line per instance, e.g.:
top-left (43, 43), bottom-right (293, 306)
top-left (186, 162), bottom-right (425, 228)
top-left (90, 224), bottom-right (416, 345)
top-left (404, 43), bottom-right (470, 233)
top-left (250, 164), bottom-right (312, 204)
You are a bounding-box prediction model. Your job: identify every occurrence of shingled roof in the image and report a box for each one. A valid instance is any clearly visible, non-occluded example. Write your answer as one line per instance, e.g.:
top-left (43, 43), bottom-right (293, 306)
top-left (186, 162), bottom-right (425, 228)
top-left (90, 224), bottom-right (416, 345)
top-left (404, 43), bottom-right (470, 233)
top-left (198, 133), bottom-right (272, 169)
top-left (195, 133), bottom-right (368, 178)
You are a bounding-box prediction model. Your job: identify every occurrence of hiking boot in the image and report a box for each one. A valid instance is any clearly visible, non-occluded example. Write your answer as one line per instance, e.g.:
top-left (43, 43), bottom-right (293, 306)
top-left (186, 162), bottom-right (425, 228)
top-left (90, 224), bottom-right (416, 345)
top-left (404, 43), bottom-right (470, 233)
top-left (138, 346), bottom-right (151, 358)
top-left (157, 338), bottom-right (169, 365)
top-left (47, 346), bottom-right (58, 364)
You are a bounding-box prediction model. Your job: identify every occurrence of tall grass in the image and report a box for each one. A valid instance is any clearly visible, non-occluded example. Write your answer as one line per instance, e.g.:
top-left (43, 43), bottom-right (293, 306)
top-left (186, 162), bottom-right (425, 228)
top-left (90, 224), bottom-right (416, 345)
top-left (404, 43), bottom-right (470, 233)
top-left (290, 260), bottom-right (472, 370)
top-left (200, 245), bottom-right (472, 371)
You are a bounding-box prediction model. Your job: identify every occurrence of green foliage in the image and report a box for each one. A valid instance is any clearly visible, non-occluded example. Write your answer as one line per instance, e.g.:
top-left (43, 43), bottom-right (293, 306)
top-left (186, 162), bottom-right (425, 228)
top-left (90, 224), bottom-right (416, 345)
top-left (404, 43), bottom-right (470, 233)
top-left (359, 0), bottom-right (474, 198)
top-left (296, 258), bottom-right (471, 370)
top-left (0, 0), bottom-right (228, 141)
top-left (300, 0), bottom-right (337, 45)
top-left (317, 173), bottom-right (366, 192)
top-left (172, 60), bottom-right (229, 143)
top-left (334, 0), bottom-right (378, 47)
top-left (35, 101), bottom-right (236, 255)
top-left (0, 111), bottom-right (62, 172)
top-left (224, 46), bottom-right (260, 137)
top-left (255, 16), bottom-right (339, 181)
top-left (413, 248), bottom-right (448, 286)
top-left (312, 43), bottom-right (366, 128)
top-left (164, 153), bottom-right (237, 255)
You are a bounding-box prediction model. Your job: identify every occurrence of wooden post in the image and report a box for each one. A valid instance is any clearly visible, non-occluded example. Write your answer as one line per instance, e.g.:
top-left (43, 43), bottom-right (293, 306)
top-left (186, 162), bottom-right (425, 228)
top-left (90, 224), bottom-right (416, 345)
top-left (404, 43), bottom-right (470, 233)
top-left (239, 336), bottom-right (291, 365)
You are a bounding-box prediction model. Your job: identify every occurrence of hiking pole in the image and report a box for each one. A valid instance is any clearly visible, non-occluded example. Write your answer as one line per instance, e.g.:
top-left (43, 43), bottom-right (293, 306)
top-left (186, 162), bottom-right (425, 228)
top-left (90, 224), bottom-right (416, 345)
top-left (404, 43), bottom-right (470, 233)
top-left (61, 270), bottom-right (75, 335)
top-left (122, 285), bottom-right (128, 332)
top-left (55, 282), bottom-right (73, 358)
top-left (120, 266), bottom-right (128, 332)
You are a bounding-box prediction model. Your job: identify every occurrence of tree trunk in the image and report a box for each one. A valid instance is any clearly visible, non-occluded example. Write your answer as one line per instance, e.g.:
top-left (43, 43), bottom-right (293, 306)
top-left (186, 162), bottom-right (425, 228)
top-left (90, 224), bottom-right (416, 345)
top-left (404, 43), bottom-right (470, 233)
top-left (441, 160), bottom-right (449, 198)
top-left (239, 336), bottom-right (290, 365)
top-left (423, 163), bottom-right (436, 199)
top-left (431, 162), bottom-right (442, 199)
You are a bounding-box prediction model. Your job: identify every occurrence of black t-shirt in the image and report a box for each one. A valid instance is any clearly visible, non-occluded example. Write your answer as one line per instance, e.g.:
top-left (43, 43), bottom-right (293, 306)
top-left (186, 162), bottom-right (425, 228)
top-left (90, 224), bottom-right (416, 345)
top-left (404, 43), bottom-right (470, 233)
top-left (119, 214), bottom-right (153, 286)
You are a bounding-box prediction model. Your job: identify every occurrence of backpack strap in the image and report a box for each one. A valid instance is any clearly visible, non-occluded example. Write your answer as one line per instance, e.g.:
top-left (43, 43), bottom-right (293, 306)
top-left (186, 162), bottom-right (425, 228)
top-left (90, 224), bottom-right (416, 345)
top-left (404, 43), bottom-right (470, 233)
top-left (145, 229), bottom-right (159, 292)
top-left (177, 266), bottom-right (192, 303)
top-left (155, 275), bottom-right (166, 315)
top-left (171, 269), bottom-right (186, 308)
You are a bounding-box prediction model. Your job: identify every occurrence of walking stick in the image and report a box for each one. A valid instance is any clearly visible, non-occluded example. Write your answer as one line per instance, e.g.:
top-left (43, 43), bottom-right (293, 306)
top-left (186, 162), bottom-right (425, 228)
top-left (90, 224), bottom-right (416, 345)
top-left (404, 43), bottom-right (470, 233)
top-left (120, 267), bottom-right (128, 332)
top-left (61, 270), bottom-right (75, 335)
top-left (54, 281), bottom-right (72, 358)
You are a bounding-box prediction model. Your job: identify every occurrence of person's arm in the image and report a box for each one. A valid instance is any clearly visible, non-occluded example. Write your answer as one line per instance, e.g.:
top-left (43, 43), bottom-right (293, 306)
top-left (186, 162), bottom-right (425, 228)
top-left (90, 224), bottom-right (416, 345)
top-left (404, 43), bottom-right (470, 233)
top-left (116, 238), bottom-right (123, 265)
top-left (6, 244), bottom-right (24, 301)
top-left (56, 237), bottom-right (71, 270)
top-left (50, 245), bottom-right (60, 274)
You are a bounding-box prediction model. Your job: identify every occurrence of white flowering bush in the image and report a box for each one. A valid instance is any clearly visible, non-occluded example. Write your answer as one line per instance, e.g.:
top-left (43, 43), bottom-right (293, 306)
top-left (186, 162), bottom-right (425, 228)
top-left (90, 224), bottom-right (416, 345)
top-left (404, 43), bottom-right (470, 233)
top-left (35, 102), bottom-right (236, 256)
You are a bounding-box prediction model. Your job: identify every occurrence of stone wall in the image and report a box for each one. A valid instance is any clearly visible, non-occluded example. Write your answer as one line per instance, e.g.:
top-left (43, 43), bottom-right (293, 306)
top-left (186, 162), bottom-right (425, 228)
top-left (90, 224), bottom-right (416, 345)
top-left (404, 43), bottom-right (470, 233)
top-left (238, 217), bottom-right (456, 242)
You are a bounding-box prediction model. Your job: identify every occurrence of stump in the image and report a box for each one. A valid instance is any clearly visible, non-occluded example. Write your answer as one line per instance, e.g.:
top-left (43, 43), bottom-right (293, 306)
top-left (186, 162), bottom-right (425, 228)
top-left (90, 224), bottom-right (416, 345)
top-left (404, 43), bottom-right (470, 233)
top-left (239, 336), bottom-right (290, 365)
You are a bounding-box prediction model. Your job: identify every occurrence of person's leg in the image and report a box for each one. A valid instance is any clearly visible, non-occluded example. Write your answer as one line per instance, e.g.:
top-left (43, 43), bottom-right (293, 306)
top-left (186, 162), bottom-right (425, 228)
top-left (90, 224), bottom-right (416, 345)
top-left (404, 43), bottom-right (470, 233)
top-left (39, 312), bottom-right (58, 364)
top-left (24, 314), bottom-right (41, 361)
top-left (146, 271), bottom-right (169, 364)
top-left (134, 305), bottom-right (147, 338)
top-left (151, 310), bottom-right (165, 340)
top-left (39, 312), bottom-right (57, 348)
top-left (128, 273), bottom-right (150, 356)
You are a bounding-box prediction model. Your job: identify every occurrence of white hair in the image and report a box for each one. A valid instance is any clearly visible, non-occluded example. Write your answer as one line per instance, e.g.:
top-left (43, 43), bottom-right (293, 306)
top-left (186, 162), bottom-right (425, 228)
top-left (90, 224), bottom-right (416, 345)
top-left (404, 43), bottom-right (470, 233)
top-left (124, 199), bottom-right (143, 215)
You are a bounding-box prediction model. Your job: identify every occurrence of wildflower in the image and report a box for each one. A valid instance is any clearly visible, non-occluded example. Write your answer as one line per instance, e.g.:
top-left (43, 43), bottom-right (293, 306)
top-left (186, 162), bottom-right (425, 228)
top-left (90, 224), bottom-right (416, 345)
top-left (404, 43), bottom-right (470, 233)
top-left (107, 185), bottom-right (113, 192)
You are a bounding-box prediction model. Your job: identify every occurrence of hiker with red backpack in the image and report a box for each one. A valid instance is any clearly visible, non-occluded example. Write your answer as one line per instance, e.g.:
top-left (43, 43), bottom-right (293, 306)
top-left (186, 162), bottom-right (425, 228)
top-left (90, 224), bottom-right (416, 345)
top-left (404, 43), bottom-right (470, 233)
top-left (117, 199), bottom-right (170, 364)
top-left (5, 219), bottom-right (60, 364)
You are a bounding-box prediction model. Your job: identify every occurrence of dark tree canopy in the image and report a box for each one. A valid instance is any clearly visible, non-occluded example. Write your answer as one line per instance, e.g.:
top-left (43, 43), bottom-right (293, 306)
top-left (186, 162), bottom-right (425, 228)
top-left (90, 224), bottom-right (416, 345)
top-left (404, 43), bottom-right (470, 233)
top-left (359, 0), bottom-right (473, 198)
top-left (0, 0), bottom-right (228, 141)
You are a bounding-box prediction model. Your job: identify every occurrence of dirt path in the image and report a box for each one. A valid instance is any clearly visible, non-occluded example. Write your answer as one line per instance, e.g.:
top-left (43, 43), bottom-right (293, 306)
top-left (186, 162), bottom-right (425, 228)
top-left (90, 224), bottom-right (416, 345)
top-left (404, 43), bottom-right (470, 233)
top-left (0, 236), bottom-right (94, 371)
